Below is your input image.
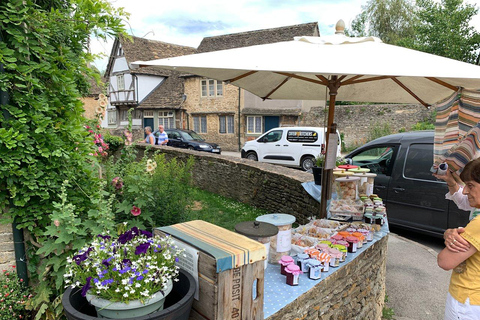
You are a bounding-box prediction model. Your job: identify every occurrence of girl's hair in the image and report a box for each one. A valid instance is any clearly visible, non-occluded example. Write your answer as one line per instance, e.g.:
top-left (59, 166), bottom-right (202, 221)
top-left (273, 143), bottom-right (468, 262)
top-left (460, 158), bottom-right (480, 184)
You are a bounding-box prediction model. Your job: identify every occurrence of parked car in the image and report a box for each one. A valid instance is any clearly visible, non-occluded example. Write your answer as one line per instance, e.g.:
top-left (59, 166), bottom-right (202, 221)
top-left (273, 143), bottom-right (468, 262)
top-left (345, 130), bottom-right (469, 237)
top-left (165, 129), bottom-right (221, 154)
top-left (241, 126), bottom-right (341, 171)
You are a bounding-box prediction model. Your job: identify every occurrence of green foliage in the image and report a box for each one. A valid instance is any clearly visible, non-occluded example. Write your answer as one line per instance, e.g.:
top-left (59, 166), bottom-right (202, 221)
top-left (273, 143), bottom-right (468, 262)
top-left (368, 122), bottom-right (393, 141)
top-left (414, 0), bottom-right (480, 63)
top-left (382, 294), bottom-right (395, 319)
top-left (0, 268), bottom-right (34, 319)
top-left (0, 0), bottom-right (127, 318)
top-left (185, 187), bottom-right (268, 231)
top-left (315, 154), bottom-right (325, 167)
top-left (411, 121), bottom-right (435, 130)
top-left (107, 152), bottom-right (195, 228)
top-left (102, 132), bottom-right (124, 154)
top-left (348, 0), bottom-right (480, 63)
top-left (348, 0), bottom-right (417, 45)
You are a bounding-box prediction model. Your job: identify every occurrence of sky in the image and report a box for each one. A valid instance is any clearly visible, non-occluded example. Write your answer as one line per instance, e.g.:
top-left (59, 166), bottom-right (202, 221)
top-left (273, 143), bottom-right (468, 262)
top-left (91, 0), bottom-right (480, 73)
top-left (91, 0), bottom-right (368, 72)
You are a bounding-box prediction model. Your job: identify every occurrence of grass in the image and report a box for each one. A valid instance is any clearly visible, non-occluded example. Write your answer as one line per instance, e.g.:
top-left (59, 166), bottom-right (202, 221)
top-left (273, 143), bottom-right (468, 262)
top-left (185, 187), bottom-right (268, 230)
top-left (382, 294), bottom-right (395, 320)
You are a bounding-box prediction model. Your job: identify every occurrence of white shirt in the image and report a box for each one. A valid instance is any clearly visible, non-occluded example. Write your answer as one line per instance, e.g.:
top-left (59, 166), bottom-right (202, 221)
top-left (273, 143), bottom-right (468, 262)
top-left (445, 186), bottom-right (475, 220)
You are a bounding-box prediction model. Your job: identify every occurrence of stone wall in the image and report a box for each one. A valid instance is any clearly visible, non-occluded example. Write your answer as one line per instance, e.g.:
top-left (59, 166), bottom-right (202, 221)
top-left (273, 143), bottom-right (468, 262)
top-left (0, 221), bottom-right (15, 271)
top-left (136, 145), bottom-right (322, 224)
top-left (267, 236), bottom-right (388, 320)
top-left (299, 104), bottom-right (434, 150)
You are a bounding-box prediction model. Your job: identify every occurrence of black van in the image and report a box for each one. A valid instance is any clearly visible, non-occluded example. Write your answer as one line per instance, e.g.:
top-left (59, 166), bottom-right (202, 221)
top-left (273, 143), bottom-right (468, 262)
top-left (345, 130), bottom-right (469, 237)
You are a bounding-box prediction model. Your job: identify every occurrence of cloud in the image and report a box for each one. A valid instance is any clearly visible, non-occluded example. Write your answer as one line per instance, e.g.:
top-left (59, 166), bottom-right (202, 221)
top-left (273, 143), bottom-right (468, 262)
top-left (144, 13), bottom-right (231, 35)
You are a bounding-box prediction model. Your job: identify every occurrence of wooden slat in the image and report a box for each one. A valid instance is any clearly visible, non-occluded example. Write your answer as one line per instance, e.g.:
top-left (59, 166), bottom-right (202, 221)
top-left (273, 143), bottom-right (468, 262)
top-left (227, 71), bottom-right (257, 83)
top-left (263, 77), bottom-right (291, 99)
top-left (342, 75), bottom-right (391, 86)
top-left (390, 77), bottom-right (429, 108)
top-left (241, 261), bottom-right (264, 320)
top-left (426, 77), bottom-right (459, 92)
top-left (192, 275), bottom-right (218, 319)
top-left (315, 75), bottom-right (330, 85)
top-left (340, 75), bottom-right (363, 85)
top-left (274, 72), bottom-right (325, 85)
top-left (189, 309), bottom-right (209, 320)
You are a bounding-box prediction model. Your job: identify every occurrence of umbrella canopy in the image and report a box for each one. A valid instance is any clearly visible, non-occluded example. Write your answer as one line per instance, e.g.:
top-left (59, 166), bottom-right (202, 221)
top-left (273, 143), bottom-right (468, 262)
top-left (131, 33), bottom-right (480, 107)
top-left (131, 21), bottom-right (480, 215)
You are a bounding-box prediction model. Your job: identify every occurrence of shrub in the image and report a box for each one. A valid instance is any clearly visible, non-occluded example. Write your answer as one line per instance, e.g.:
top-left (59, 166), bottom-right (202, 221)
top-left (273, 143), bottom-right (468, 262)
top-left (102, 132), bottom-right (124, 155)
top-left (368, 122), bottom-right (392, 141)
top-left (0, 268), bottom-right (34, 319)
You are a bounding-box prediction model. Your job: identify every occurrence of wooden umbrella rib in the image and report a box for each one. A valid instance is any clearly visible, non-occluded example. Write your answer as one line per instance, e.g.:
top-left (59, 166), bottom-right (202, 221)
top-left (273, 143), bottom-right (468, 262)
top-left (263, 77), bottom-right (291, 100)
top-left (390, 77), bottom-right (429, 108)
top-left (315, 75), bottom-right (330, 86)
top-left (426, 77), bottom-right (459, 92)
top-left (227, 71), bottom-right (258, 83)
top-left (342, 75), bottom-right (391, 86)
top-left (339, 75), bottom-right (364, 85)
top-left (275, 72), bottom-right (325, 85)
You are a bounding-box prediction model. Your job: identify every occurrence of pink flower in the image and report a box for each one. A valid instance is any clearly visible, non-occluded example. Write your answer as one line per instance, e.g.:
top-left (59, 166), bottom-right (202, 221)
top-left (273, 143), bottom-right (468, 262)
top-left (131, 206), bottom-right (141, 216)
top-left (85, 126), bottom-right (90, 129)
top-left (98, 147), bottom-right (103, 153)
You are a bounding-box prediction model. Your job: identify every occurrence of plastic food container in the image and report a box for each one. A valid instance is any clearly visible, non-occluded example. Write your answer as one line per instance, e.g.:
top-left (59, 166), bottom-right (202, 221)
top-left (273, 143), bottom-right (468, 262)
top-left (234, 220), bottom-right (278, 269)
top-left (335, 176), bottom-right (360, 200)
top-left (352, 171), bottom-right (377, 196)
top-left (256, 213), bottom-right (296, 264)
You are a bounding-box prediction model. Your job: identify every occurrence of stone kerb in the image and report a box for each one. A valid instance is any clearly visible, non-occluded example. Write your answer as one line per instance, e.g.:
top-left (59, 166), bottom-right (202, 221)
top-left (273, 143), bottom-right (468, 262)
top-left (135, 145), bottom-right (322, 224)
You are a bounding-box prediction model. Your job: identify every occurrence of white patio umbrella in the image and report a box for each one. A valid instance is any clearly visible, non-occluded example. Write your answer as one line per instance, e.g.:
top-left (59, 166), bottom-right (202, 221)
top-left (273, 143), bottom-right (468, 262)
top-left (131, 21), bottom-right (480, 214)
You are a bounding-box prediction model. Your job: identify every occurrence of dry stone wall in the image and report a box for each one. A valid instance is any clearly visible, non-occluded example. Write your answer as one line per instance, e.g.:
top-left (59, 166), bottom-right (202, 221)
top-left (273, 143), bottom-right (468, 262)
top-left (0, 221), bottom-right (15, 271)
top-left (136, 145), bottom-right (322, 224)
top-left (299, 104), bottom-right (433, 150)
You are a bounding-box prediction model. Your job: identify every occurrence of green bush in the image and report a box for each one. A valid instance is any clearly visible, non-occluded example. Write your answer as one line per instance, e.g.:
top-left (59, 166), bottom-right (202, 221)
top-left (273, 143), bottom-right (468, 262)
top-left (0, 268), bottom-right (34, 319)
top-left (368, 122), bottom-right (393, 141)
top-left (102, 132), bottom-right (124, 154)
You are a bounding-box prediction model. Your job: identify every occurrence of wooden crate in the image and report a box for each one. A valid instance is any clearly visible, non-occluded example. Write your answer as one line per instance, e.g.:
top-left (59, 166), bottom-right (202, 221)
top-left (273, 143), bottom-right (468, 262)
top-left (155, 224), bottom-right (265, 320)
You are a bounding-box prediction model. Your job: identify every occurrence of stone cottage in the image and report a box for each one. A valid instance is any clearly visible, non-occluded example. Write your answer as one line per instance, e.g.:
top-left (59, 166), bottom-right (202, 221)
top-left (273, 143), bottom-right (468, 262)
top-left (183, 22), bottom-right (324, 151)
top-left (104, 35), bottom-right (196, 131)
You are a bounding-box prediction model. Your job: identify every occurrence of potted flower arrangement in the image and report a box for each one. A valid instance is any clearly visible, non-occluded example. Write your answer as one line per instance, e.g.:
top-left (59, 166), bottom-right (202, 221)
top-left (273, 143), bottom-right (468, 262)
top-left (312, 154), bottom-right (325, 185)
top-left (64, 227), bottom-right (184, 319)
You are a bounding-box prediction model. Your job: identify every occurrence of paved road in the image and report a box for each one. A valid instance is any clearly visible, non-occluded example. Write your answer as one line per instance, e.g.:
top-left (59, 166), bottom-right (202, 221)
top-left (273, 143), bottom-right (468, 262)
top-left (386, 231), bottom-right (450, 320)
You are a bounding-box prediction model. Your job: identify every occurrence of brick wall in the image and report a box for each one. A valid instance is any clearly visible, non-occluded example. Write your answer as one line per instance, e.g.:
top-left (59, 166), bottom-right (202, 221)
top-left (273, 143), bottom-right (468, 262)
top-left (299, 104), bottom-right (433, 150)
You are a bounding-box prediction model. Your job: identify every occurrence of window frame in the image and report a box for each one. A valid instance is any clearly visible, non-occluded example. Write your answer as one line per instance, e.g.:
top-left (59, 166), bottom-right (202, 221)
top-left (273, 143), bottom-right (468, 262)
top-left (117, 74), bottom-right (125, 91)
top-left (247, 116), bottom-right (263, 134)
top-left (193, 115), bottom-right (207, 133)
top-left (200, 79), bottom-right (224, 97)
top-left (219, 115), bottom-right (234, 134)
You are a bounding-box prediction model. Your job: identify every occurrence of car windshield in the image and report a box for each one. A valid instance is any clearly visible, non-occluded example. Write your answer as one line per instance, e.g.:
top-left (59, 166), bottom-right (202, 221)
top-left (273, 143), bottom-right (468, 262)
top-left (180, 131), bottom-right (205, 141)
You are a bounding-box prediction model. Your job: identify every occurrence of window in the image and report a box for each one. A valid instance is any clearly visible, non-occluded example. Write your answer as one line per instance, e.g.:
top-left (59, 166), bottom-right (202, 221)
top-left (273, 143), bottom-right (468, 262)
top-left (219, 115), bottom-right (234, 134)
top-left (193, 115), bottom-right (207, 133)
top-left (404, 143), bottom-right (436, 181)
top-left (247, 116), bottom-right (262, 134)
top-left (351, 145), bottom-right (397, 175)
top-left (201, 79), bottom-right (224, 97)
top-left (261, 130), bottom-right (282, 143)
top-left (117, 74), bottom-right (125, 91)
top-left (158, 111), bottom-right (174, 129)
top-left (107, 110), bottom-right (117, 125)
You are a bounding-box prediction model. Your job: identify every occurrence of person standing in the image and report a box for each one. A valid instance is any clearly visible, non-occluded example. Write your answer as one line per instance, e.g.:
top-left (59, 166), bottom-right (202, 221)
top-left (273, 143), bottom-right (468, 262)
top-left (154, 125), bottom-right (169, 146)
top-left (142, 126), bottom-right (155, 145)
top-left (437, 159), bottom-right (480, 320)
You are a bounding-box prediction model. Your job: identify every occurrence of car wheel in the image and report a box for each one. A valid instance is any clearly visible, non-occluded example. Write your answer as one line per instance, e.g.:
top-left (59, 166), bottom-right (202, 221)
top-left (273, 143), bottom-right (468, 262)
top-left (246, 151), bottom-right (258, 161)
top-left (300, 156), bottom-right (315, 171)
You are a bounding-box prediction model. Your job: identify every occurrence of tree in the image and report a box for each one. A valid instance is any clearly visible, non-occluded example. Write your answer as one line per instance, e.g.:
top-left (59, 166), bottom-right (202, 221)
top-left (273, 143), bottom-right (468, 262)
top-left (414, 0), bottom-right (480, 64)
top-left (0, 0), bottom-right (127, 318)
top-left (348, 0), bottom-right (417, 45)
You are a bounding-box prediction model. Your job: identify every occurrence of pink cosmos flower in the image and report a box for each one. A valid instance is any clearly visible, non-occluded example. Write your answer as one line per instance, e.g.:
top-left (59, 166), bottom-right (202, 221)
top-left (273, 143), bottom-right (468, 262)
top-left (131, 206), bottom-right (141, 216)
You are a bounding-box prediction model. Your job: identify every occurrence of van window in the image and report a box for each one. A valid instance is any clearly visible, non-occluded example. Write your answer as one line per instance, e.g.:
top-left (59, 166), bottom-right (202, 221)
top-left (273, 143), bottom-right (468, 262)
top-left (404, 143), bottom-right (436, 181)
top-left (286, 130), bottom-right (319, 143)
top-left (261, 130), bottom-right (283, 143)
top-left (351, 146), bottom-right (396, 175)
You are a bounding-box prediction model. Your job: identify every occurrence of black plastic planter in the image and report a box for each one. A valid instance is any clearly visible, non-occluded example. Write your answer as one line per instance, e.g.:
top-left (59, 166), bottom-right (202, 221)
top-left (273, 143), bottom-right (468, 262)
top-left (62, 269), bottom-right (195, 320)
top-left (312, 166), bottom-right (323, 185)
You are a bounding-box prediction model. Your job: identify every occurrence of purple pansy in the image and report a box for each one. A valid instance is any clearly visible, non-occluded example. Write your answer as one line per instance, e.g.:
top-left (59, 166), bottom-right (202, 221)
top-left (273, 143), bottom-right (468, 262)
top-left (135, 243), bottom-right (151, 255)
top-left (81, 277), bottom-right (92, 297)
top-left (140, 230), bottom-right (152, 238)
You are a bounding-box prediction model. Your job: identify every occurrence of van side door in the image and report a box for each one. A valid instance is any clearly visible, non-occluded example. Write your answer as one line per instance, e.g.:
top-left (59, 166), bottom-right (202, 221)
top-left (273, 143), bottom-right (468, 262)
top-left (386, 142), bottom-right (450, 234)
top-left (257, 129), bottom-right (287, 164)
top-left (349, 144), bottom-right (400, 201)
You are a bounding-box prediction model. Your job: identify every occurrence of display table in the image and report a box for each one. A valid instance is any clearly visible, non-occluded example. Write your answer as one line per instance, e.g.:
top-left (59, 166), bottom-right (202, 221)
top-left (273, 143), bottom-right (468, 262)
top-left (263, 220), bottom-right (389, 319)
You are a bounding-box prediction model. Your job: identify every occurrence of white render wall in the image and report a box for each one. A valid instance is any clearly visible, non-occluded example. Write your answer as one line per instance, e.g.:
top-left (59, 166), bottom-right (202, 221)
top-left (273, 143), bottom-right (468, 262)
top-left (112, 56), bottom-right (128, 73)
top-left (137, 75), bottom-right (164, 103)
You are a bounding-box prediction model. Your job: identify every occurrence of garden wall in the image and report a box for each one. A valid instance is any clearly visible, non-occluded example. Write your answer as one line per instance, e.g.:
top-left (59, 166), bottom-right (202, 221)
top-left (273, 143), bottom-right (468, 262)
top-left (136, 145), bottom-right (322, 225)
top-left (0, 221), bottom-right (15, 271)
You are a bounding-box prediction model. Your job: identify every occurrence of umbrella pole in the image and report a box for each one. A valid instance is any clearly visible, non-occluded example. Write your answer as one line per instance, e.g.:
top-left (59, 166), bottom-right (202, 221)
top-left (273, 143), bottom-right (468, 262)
top-left (320, 84), bottom-right (338, 217)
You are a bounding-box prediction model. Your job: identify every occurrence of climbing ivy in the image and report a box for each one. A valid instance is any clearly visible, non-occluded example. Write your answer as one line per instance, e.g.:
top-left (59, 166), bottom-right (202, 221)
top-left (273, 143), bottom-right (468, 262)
top-left (0, 0), bottom-right (127, 318)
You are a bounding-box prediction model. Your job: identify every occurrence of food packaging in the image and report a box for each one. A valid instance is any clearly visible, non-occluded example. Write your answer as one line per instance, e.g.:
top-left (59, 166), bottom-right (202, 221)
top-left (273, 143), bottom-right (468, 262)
top-left (234, 220), bottom-right (278, 269)
top-left (350, 169), bottom-right (377, 196)
top-left (335, 176), bottom-right (360, 200)
top-left (256, 213), bottom-right (296, 264)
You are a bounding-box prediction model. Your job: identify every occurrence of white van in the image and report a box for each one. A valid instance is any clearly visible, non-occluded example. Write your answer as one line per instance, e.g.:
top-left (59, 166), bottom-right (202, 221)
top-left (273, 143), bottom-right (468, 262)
top-left (241, 127), bottom-right (341, 171)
